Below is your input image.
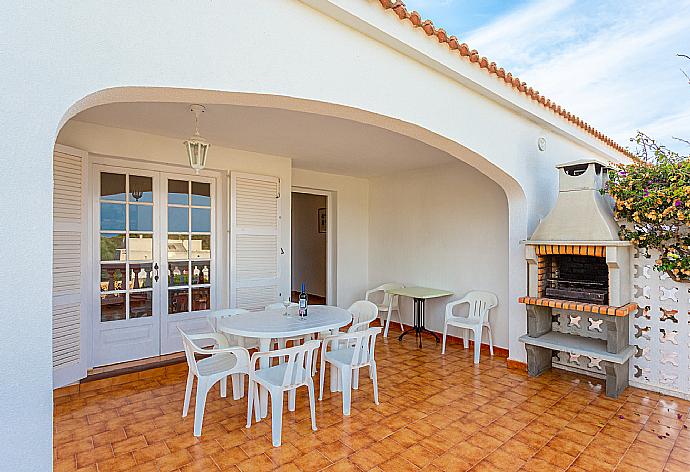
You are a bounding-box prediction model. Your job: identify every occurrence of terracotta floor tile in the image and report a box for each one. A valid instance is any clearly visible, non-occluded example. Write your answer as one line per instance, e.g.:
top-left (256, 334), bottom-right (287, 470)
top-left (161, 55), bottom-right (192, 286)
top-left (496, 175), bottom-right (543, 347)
top-left (75, 444), bottom-right (113, 468)
top-left (378, 456), bottom-right (421, 471)
top-left (180, 456), bottom-right (220, 472)
top-left (485, 448), bottom-right (524, 472)
top-left (431, 451), bottom-right (473, 471)
top-left (665, 459), bottom-right (690, 472)
top-left (292, 449), bottom-right (332, 471)
top-left (236, 453), bottom-right (275, 472)
top-left (133, 441), bottom-right (170, 463)
top-left (211, 446), bottom-right (249, 470)
top-left (156, 448), bottom-right (193, 472)
top-left (322, 458), bottom-right (362, 472)
top-left (318, 440), bottom-right (355, 462)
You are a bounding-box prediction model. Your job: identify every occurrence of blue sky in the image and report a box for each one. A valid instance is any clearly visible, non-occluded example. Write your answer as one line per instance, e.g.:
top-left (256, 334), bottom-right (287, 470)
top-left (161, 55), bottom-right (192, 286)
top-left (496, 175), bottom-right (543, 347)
top-left (404, 0), bottom-right (690, 154)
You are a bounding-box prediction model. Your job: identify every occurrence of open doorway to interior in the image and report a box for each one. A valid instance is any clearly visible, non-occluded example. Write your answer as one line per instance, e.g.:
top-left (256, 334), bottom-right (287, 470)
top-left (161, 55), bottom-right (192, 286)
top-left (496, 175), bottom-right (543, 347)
top-left (291, 191), bottom-right (328, 305)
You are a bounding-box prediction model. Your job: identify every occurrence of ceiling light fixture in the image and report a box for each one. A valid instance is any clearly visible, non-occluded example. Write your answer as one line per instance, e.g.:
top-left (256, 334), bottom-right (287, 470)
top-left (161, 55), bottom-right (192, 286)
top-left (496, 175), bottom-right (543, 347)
top-left (184, 104), bottom-right (210, 174)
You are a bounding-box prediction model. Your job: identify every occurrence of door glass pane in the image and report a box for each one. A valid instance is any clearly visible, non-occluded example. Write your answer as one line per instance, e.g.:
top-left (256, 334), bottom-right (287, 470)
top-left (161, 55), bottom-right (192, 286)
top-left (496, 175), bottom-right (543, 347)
top-left (192, 287), bottom-right (210, 311)
top-left (168, 234), bottom-right (189, 260)
top-left (128, 233), bottom-right (153, 260)
top-left (168, 207), bottom-right (189, 232)
top-left (192, 261), bottom-right (211, 285)
top-left (129, 175), bottom-right (153, 203)
top-left (100, 233), bottom-right (126, 261)
top-left (191, 235), bottom-right (211, 259)
top-left (100, 203), bottom-right (126, 231)
top-left (168, 262), bottom-right (189, 286)
top-left (168, 179), bottom-right (189, 205)
top-left (129, 263), bottom-right (153, 289)
top-left (101, 293), bottom-right (126, 321)
top-left (130, 291), bottom-right (153, 318)
top-left (101, 173), bottom-right (126, 201)
top-left (129, 204), bottom-right (153, 231)
top-left (168, 289), bottom-right (189, 314)
top-left (100, 264), bottom-right (125, 291)
top-left (191, 182), bottom-right (211, 207)
top-left (191, 208), bottom-right (211, 232)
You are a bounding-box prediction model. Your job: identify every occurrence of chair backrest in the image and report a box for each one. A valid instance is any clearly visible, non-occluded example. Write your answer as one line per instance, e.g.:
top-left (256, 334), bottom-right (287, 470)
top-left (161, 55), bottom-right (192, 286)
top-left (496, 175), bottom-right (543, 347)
top-left (207, 308), bottom-right (248, 332)
top-left (333, 327), bottom-right (381, 368)
top-left (179, 328), bottom-right (201, 376)
top-left (463, 291), bottom-right (498, 323)
top-left (366, 283), bottom-right (404, 308)
top-left (347, 300), bottom-right (378, 332)
top-left (254, 340), bottom-right (321, 389)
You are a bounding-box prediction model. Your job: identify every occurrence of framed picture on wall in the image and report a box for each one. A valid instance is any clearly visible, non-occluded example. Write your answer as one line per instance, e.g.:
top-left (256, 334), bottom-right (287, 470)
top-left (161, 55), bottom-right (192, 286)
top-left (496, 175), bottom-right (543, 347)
top-left (318, 208), bottom-right (327, 233)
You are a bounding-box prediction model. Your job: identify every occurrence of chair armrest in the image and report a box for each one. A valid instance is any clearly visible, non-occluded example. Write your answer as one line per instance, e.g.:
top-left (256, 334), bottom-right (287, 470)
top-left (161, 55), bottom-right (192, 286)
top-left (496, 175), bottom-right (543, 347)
top-left (348, 321), bottom-right (369, 333)
top-left (365, 289), bottom-right (379, 301)
top-left (445, 298), bottom-right (469, 321)
top-left (186, 332), bottom-right (230, 349)
top-left (194, 345), bottom-right (250, 366)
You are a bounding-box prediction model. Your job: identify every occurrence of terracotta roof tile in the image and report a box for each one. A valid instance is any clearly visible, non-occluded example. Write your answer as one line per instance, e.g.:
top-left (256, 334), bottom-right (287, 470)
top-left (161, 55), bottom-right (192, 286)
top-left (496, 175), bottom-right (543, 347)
top-left (375, 0), bottom-right (633, 159)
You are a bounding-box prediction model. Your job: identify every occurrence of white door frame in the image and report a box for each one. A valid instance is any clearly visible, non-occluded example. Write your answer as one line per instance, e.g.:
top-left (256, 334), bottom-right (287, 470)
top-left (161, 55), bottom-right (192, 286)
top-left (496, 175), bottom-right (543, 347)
top-left (291, 186), bottom-right (336, 305)
top-left (88, 155), bottom-right (223, 367)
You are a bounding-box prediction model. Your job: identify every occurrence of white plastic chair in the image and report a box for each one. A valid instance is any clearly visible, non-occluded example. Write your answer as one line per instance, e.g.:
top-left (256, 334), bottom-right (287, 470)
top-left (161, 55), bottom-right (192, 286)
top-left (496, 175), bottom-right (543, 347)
top-left (319, 327), bottom-right (381, 416)
top-left (442, 291), bottom-right (498, 363)
top-left (179, 328), bottom-right (252, 436)
top-left (246, 340), bottom-right (320, 447)
top-left (207, 308), bottom-right (258, 350)
top-left (365, 283), bottom-right (404, 337)
top-left (348, 300), bottom-right (379, 333)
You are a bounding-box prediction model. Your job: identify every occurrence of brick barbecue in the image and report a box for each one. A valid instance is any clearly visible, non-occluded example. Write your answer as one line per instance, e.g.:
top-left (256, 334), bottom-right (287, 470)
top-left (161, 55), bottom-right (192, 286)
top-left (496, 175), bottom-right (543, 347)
top-left (519, 159), bottom-right (636, 398)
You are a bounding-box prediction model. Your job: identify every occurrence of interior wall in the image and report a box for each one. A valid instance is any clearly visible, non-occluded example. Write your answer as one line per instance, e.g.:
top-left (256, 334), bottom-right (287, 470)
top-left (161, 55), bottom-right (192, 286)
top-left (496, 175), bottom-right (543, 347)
top-left (292, 168), bottom-right (369, 308)
top-left (56, 120), bottom-right (293, 309)
top-left (291, 192), bottom-right (327, 297)
top-left (368, 162), bottom-right (510, 348)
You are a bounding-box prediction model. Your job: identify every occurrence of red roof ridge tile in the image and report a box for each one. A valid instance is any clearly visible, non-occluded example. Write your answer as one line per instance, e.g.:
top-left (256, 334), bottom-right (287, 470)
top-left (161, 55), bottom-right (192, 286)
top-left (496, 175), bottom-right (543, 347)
top-left (375, 0), bottom-right (634, 160)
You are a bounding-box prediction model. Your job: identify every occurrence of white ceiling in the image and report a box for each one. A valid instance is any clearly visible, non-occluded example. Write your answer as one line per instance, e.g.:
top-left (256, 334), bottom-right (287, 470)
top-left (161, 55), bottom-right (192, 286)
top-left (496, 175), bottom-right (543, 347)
top-left (73, 102), bottom-right (456, 177)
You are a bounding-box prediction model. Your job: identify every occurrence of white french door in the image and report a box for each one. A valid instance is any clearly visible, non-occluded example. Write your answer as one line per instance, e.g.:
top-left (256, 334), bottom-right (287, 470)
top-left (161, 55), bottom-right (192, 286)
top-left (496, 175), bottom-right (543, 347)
top-left (92, 165), bottom-right (216, 366)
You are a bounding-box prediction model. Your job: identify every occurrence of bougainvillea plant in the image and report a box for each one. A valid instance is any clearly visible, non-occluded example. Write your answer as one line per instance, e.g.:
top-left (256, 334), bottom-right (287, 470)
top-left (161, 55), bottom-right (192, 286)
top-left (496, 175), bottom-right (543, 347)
top-left (603, 132), bottom-right (690, 281)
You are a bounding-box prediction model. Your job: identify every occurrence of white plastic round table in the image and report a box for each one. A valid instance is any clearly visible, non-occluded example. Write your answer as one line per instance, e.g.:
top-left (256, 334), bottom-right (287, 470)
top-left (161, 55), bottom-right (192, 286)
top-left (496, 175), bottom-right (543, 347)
top-left (217, 305), bottom-right (351, 418)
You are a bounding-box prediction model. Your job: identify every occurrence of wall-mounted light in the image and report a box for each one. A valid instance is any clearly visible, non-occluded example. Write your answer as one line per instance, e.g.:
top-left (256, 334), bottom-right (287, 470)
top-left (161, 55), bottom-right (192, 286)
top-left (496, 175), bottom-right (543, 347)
top-left (537, 136), bottom-right (547, 152)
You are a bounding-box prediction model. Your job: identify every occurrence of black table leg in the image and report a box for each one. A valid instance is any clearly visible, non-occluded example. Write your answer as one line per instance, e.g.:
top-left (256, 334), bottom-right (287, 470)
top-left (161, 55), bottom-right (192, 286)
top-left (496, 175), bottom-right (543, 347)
top-left (398, 298), bottom-right (440, 347)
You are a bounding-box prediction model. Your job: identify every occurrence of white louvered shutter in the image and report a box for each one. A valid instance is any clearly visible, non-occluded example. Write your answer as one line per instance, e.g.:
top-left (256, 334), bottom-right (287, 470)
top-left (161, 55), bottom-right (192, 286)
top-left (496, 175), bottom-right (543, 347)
top-left (230, 173), bottom-right (281, 310)
top-left (53, 146), bottom-right (87, 387)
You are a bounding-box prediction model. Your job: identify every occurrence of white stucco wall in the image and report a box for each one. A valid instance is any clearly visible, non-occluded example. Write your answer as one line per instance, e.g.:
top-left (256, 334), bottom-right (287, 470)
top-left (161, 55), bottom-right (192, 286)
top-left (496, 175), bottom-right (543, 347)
top-left (1, 1), bottom-right (630, 469)
top-left (292, 169), bottom-right (370, 308)
top-left (368, 162), bottom-right (509, 347)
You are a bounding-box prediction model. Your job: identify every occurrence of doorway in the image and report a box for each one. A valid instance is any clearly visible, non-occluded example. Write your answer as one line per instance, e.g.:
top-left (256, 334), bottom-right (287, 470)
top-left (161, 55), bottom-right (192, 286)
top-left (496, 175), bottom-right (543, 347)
top-left (93, 164), bottom-right (216, 366)
top-left (291, 191), bottom-right (329, 304)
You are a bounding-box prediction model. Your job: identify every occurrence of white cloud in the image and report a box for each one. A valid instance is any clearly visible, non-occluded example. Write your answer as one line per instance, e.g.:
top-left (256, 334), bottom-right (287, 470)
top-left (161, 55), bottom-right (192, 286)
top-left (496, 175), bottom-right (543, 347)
top-left (465, 0), bottom-right (690, 153)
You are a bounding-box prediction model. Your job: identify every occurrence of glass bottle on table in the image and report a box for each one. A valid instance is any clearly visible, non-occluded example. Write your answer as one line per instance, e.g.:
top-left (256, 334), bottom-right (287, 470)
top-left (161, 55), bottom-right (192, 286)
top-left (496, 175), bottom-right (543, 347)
top-left (298, 282), bottom-right (308, 317)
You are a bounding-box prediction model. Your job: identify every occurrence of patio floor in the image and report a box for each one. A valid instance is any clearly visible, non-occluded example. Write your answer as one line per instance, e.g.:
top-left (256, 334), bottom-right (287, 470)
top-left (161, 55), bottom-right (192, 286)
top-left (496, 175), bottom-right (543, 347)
top-left (54, 325), bottom-right (690, 472)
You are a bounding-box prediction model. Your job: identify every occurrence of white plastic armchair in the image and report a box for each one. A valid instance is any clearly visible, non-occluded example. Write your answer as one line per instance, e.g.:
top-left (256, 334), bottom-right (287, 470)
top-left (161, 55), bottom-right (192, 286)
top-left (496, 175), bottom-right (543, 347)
top-left (179, 328), bottom-right (252, 436)
top-left (319, 327), bottom-right (381, 416)
top-left (365, 283), bottom-right (404, 337)
top-left (348, 300), bottom-right (379, 333)
top-left (207, 308), bottom-right (258, 350)
top-left (245, 339), bottom-right (321, 447)
top-left (441, 291), bottom-right (498, 363)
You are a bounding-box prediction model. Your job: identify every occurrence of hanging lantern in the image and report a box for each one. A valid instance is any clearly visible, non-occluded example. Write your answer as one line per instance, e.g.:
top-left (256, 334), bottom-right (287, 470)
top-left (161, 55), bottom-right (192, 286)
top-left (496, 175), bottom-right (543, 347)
top-left (184, 105), bottom-right (210, 174)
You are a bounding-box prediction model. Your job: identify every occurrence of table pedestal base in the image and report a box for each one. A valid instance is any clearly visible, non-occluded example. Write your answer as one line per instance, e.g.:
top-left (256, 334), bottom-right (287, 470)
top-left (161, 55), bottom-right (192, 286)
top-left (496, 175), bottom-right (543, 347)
top-left (398, 298), bottom-right (439, 348)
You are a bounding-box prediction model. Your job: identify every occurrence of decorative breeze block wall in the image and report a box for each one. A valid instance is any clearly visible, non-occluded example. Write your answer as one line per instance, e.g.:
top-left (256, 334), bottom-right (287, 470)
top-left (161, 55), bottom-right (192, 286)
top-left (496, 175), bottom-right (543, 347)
top-left (630, 249), bottom-right (689, 398)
